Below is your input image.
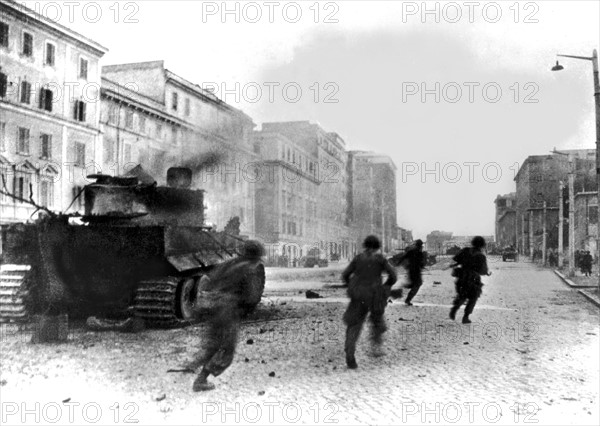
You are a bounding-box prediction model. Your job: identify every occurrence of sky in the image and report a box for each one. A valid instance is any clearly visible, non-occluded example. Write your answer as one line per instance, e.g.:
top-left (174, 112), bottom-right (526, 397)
top-left (24, 0), bottom-right (600, 239)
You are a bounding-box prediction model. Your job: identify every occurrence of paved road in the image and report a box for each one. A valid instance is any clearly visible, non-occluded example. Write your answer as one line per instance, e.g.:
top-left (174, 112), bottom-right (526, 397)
top-left (1, 260), bottom-right (598, 425)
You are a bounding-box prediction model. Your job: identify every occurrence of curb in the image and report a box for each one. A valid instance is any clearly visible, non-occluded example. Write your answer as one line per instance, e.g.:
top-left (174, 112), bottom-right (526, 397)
top-left (554, 270), bottom-right (600, 307)
top-left (553, 270), bottom-right (597, 288)
top-left (577, 289), bottom-right (600, 308)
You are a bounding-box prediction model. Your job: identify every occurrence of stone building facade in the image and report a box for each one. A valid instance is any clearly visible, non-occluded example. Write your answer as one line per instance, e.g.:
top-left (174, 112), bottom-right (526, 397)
top-left (101, 61), bottom-right (258, 237)
top-left (252, 129), bottom-right (320, 263)
top-left (513, 149), bottom-right (595, 256)
top-left (425, 230), bottom-right (453, 254)
top-left (0, 0), bottom-right (107, 223)
top-left (347, 151), bottom-right (398, 254)
top-left (255, 121), bottom-right (353, 262)
top-left (495, 193), bottom-right (517, 248)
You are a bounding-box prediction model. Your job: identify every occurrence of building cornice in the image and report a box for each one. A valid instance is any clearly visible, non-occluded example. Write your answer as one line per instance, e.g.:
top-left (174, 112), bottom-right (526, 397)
top-left (1, 0), bottom-right (108, 57)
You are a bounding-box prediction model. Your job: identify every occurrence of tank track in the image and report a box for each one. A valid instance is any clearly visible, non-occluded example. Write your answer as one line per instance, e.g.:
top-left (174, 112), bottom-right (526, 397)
top-left (0, 265), bottom-right (31, 323)
top-left (132, 276), bottom-right (187, 328)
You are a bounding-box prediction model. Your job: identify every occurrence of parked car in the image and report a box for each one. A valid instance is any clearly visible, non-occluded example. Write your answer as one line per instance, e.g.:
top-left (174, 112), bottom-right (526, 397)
top-left (425, 252), bottom-right (437, 266)
top-left (301, 248), bottom-right (328, 268)
top-left (502, 247), bottom-right (518, 262)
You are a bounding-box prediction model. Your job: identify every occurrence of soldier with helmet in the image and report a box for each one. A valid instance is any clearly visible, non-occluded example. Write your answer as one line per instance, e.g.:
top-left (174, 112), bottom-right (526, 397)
top-left (182, 239), bottom-right (265, 391)
top-left (342, 235), bottom-right (397, 369)
top-left (449, 236), bottom-right (491, 324)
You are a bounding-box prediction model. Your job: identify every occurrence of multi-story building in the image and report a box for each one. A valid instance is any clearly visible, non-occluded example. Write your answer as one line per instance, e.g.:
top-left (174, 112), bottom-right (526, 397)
top-left (252, 129), bottom-right (320, 263)
top-left (391, 226), bottom-right (413, 250)
top-left (425, 230), bottom-right (453, 254)
top-left (0, 0), bottom-right (107, 223)
top-left (257, 121), bottom-right (352, 260)
top-left (101, 61), bottom-right (257, 237)
top-left (495, 193), bottom-right (517, 248)
top-left (513, 149), bottom-right (595, 256)
top-left (347, 151), bottom-right (398, 253)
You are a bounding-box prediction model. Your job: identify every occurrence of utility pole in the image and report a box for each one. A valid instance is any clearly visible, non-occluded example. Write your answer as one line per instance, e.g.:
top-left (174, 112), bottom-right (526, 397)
top-left (543, 201), bottom-right (547, 265)
top-left (559, 182), bottom-right (564, 268)
top-left (522, 214), bottom-right (526, 257)
top-left (569, 170), bottom-right (575, 276)
top-left (529, 210), bottom-right (534, 262)
top-left (515, 211), bottom-right (519, 253)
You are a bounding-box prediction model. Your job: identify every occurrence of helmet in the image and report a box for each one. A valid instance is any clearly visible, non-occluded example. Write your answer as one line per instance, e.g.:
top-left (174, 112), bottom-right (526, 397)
top-left (242, 240), bottom-right (265, 259)
top-left (471, 236), bottom-right (486, 249)
top-left (363, 235), bottom-right (381, 250)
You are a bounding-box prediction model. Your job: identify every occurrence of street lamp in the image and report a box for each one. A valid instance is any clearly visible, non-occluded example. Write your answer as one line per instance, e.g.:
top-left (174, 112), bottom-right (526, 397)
top-left (551, 49), bottom-right (600, 289)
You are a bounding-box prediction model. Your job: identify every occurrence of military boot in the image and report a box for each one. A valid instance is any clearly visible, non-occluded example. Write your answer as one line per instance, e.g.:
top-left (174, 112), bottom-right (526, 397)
top-left (346, 353), bottom-right (358, 369)
top-left (192, 369), bottom-right (215, 391)
top-left (449, 306), bottom-right (458, 320)
top-left (462, 315), bottom-right (471, 324)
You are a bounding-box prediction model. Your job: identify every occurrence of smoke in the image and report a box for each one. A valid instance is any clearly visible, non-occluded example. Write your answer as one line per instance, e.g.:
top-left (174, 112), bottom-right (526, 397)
top-left (181, 151), bottom-right (227, 174)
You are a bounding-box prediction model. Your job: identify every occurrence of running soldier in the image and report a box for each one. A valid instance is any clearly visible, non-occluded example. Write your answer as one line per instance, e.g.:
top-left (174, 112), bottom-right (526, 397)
top-left (342, 235), bottom-right (397, 369)
top-left (183, 240), bottom-right (265, 391)
top-left (449, 236), bottom-right (491, 324)
top-left (398, 239), bottom-right (427, 306)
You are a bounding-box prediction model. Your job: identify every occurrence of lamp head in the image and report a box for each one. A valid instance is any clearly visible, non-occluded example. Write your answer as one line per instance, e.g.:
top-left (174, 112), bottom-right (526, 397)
top-left (551, 60), bottom-right (564, 71)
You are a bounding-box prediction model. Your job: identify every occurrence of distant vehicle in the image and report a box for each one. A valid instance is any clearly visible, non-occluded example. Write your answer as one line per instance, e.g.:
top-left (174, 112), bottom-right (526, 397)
top-left (502, 247), bottom-right (518, 262)
top-left (301, 248), bottom-right (328, 268)
top-left (425, 252), bottom-right (437, 266)
top-left (446, 245), bottom-right (462, 256)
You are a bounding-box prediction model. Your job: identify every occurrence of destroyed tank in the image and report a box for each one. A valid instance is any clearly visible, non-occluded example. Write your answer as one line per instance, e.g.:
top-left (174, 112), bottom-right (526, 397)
top-left (0, 167), bottom-right (265, 327)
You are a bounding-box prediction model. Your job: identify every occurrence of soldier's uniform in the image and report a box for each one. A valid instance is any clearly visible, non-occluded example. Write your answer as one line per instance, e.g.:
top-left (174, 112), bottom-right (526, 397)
top-left (186, 240), bottom-right (264, 391)
top-left (399, 241), bottom-right (427, 305)
top-left (342, 241), bottom-right (397, 369)
top-left (449, 244), bottom-right (489, 324)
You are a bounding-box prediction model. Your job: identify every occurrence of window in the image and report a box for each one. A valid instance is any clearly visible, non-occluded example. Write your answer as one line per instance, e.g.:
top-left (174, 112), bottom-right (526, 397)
top-left (0, 22), bottom-right (8, 48)
top-left (17, 127), bottom-right (30, 154)
top-left (40, 134), bottom-right (52, 159)
top-left (589, 206), bottom-right (598, 224)
top-left (73, 100), bottom-right (86, 122)
top-left (124, 144), bottom-right (132, 163)
top-left (151, 149), bottom-right (166, 171)
top-left (138, 116), bottom-right (146, 134)
top-left (74, 142), bottom-right (85, 167)
top-left (0, 72), bottom-right (7, 98)
top-left (103, 139), bottom-right (115, 163)
top-left (22, 32), bottom-right (32, 57)
top-left (125, 110), bottom-right (134, 129)
top-left (20, 81), bottom-right (31, 104)
top-left (0, 122), bottom-right (5, 151)
top-left (185, 98), bottom-right (190, 116)
top-left (40, 180), bottom-right (54, 207)
top-left (39, 87), bottom-right (53, 112)
top-left (108, 105), bottom-right (118, 124)
top-left (156, 123), bottom-right (162, 139)
top-left (79, 57), bottom-right (88, 79)
top-left (172, 92), bottom-right (178, 111)
top-left (281, 145), bottom-right (285, 160)
top-left (16, 175), bottom-right (31, 202)
top-left (45, 42), bottom-right (55, 66)
top-left (171, 127), bottom-right (178, 144)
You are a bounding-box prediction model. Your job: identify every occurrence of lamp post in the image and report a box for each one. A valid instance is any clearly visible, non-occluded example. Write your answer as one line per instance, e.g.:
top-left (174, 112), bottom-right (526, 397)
top-left (552, 49), bottom-right (600, 286)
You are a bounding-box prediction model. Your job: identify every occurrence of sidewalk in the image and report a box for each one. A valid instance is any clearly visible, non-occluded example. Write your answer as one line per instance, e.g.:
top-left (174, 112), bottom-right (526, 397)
top-left (265, 262), bottom-right (349, 282)
top-left (553, 270), bottom-right (600, 307)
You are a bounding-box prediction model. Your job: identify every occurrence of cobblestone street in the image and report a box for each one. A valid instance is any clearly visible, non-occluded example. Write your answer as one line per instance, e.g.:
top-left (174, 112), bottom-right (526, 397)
top-left (1, 258), bottom-right (599, 425)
